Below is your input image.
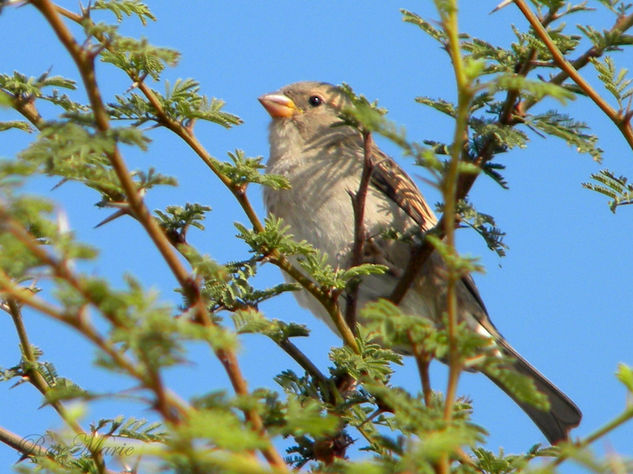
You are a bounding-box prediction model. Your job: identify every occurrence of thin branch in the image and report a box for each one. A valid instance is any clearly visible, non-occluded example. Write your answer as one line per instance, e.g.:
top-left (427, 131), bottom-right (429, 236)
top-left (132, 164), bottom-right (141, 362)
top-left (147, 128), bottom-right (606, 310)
top-left (414, 352), bottom-right (433, 407)
top-left (433, 1), bottom-right (474, 470)
top-left (277, 339), bottom-right (329, 388)
top-left (3, 298), bottom-right (106, 472)
top-left (0, 89), bottom-right (44, 128)
top-left (0, 426), bottom-right (119, 474)
top-left (0, 268), bottom-right (191, 420)
top-left (513, 0), bottom-right (633, 149)
top-left (345, 131), bottom-right (374, 331)
top-left (437, 0), bottom-right (470, 425)
top-left (535, 13), bottom-right (633, 91)
top-left (0, 426), bottom-right (52, 461)
top-left (406, 306), bottom-right (433, 408)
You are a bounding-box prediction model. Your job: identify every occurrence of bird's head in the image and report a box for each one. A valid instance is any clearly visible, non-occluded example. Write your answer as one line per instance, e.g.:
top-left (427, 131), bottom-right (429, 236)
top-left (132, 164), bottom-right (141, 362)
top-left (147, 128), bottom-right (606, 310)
top-left (259, 81), bottom-right (353, 140)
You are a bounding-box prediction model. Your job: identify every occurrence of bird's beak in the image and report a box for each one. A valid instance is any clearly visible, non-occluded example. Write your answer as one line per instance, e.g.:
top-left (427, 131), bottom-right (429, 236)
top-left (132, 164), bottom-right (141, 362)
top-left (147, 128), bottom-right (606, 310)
top-left (258, 93), bottom-right (298, 118)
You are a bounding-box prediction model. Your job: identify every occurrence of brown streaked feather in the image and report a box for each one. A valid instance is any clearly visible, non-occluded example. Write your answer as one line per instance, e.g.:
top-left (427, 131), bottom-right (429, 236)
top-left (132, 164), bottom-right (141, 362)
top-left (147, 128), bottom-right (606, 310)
top-left (367, 145), bottom-right (500, 333)
top-left (368, 147), bottom-right (437, 232)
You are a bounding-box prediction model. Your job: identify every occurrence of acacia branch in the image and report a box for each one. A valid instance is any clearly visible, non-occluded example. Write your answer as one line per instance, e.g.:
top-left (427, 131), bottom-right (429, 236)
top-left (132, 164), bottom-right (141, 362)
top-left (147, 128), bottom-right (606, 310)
top-left (546, 10), bottom-right (633, 90)
top-left (391, 5), bottom-right (633, 306)
top-left (0, 264), bottom-right (190, 422)
top-left (437, 0), bottom-right (470, 424)
top-left (513, 0), bottom-right (633, 150)
top-left (31, 0), bottom-right (204, 318)
top-left (277, 339), bottom-right (330, 387)
top-left (0, 426), bottom-right (70, 467)
top-left (23, 12), bottom-right (214, 417)
top-left (26, 2), bottom-right (287, 468)
top-left (2, 297), bottom-right (106, 472)
top-left (0, 207), bottom-right (278, 466)
top-left (345, 131), bottom-right (374, 331)
top-left (412, 346), bottom-right (433, 407)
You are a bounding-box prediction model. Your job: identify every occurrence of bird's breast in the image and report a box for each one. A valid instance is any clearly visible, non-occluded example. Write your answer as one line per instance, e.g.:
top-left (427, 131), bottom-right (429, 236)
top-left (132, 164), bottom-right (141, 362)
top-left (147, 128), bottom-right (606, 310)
top-left (265, 155), bottom-right (359, 268)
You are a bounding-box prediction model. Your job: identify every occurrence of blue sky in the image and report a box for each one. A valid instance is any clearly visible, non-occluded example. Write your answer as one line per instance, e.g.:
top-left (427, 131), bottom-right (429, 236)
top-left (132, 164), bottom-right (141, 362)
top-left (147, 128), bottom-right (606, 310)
top-left (1, 1), bottom-right (632, 471)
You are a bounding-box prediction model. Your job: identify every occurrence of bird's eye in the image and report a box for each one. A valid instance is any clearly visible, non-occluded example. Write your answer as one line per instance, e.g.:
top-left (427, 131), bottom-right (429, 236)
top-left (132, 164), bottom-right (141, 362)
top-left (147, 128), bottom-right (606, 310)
top-left (308, 95), bottom-right (323, 107)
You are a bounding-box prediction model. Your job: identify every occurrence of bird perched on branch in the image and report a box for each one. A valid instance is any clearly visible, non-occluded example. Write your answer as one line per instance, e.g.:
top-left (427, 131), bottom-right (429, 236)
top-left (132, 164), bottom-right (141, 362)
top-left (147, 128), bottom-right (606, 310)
top-left (259, 81), bottom-right (581, 444)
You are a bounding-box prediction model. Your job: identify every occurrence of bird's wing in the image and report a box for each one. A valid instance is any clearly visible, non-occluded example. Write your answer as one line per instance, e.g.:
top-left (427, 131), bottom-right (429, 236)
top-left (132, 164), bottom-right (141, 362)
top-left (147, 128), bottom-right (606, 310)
top-left (368, 147), bottom-right (437, 232)
top-left (367, 146), bottom-right (502, 333)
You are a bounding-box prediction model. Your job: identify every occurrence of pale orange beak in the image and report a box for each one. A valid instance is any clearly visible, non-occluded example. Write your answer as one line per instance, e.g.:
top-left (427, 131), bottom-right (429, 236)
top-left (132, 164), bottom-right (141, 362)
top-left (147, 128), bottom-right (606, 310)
top-left (258, 93), bottom-right (298, 118)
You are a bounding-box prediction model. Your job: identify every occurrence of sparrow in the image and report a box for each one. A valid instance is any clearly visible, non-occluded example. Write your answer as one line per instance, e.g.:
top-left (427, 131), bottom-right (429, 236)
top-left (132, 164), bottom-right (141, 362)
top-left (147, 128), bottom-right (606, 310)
top-left (258, 81), bottom-right (581, 444)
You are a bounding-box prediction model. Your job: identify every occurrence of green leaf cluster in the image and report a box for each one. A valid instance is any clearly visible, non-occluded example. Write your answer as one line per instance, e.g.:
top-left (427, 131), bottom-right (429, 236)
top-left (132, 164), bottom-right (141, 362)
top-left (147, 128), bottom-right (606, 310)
top-left (109, 79), bottom-right (242, 128)
top-left (583, 168), bottom-right (633, 211)
top-left (217, 149), bottom-right (289, 189)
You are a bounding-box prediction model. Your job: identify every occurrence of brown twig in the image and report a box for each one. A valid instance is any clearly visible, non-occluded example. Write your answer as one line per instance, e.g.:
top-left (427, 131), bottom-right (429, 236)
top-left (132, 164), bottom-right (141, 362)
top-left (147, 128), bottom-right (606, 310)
top-left (546, 11), bottom-right (633, 90)
top-left (345, 131), bottom-right (375, 331)
top-left (513, 0), bottom-right (633, 150)
top-left (0, 424), bottom-right (119, 473)
top-left (3, 297), bottom-right (106, 472)
top-left (277, 339), bottom-right (330, 388)
top-left (0, 427), bottom-right (46, 458)
top-left (414, 351), bottom-right (433, 407)
top-left (0, 89), bottom-right (44, 128)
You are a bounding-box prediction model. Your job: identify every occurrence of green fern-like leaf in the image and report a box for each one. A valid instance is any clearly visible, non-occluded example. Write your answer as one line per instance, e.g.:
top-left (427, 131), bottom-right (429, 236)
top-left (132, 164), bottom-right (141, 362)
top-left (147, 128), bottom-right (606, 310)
top-left (401, 9), bottom-right (447, 44)
top-left (218, 149), bottom-right (289, 189)
top-left (415, 96), bottom-right (456, 117)
top-left (527, 111), bottom-right (603, 161)
top-left (93, 0), bottom-right (156, 25)
top-left (582, 169), bottom-right (633, 212)
top-left (591, 56), bottom-right (633, 109)
top-left (456, 199), bottom-right (508, 257)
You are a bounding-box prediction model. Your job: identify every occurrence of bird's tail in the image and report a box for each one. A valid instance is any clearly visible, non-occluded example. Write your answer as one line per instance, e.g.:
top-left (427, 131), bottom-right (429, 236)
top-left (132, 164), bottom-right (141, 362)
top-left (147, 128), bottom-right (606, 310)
top-left (484, 340), bottom-right (582, 445)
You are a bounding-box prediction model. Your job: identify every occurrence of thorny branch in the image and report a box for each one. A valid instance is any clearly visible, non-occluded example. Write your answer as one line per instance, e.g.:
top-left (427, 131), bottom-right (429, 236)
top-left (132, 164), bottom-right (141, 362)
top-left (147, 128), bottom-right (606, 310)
top-left (513, 0), bottom-right (633, 149)
top-left (19, 1), bottom-right (288, 469)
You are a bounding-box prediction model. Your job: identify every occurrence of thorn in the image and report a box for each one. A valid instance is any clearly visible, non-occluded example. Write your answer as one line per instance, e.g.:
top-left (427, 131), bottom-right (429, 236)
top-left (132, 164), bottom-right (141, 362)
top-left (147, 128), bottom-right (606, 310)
top-left (50, 178), bottom-right (69, 191)
top-left (94, 208), bottom-right (129, 228)
top-left (94, 188), bottom-right (146, 228)
top-left (490, 0), bottom-right (514, 14)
